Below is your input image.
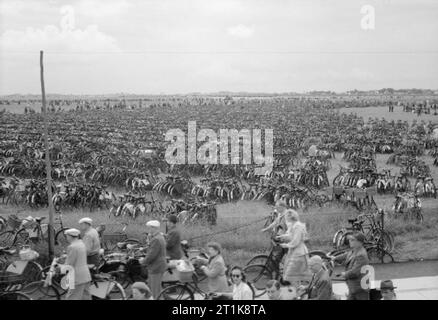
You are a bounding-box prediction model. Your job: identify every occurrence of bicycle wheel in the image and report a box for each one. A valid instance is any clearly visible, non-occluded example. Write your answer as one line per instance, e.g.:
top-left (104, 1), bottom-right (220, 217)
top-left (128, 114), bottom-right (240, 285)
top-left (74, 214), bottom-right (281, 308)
top-left (246, 255), bottom-right (269, 266)
top-left (0, 230), bottom-right (15, 247)
top-left (332, 229), bottom-right (345, 249)
top-left (106, 280), bottom-right (127, 300)
top-left (90, 280), bottom-right (127, 300)
top-left (21, 280), bottom-right (61, 300)
top-left (367, 246), bottom-right (394, 264)
top-left (243, 264), bottom-right (273, 296)
top-left (156, 284), bottom-right (194, 300)
top-left (371, 229), bottom-right (394, 252)
top-left (55, 228), bottom-right (69, 246)
top-left (0, 292), bottom-right (32, 300)
top-left (5, 260), bottom-right (42, 285)
top-left (23, 261), bottom-right (43, 284)
top-left (12, 229), bottom-right (30, 247)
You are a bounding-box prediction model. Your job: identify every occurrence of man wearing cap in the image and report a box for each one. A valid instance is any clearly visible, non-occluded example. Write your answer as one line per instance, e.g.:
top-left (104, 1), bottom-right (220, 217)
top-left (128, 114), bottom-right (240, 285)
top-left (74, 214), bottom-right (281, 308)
top-left (380, 280), bottom-right (397, 300)
top-left (141, 220), bottom-right (166, 299)
top-left (297, 256), bottom-right (333, 300)
top-left (333, 232), bottom-right (370, 300)
top-left (78, 217), bottom-right (101, 267)
top-left (165, 214), bottom-right (183, 260)
top-left (64, 228), bottom-right (92, 300)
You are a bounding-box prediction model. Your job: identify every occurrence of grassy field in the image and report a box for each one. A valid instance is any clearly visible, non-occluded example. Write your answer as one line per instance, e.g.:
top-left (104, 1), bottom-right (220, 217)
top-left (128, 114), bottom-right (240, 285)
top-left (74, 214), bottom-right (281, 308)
top-left (340, 105), bottom-right (438, 124)
top-left (1, 105), bottom-right (437, 267)
top-left (1, 195), bottom-right (437, 267)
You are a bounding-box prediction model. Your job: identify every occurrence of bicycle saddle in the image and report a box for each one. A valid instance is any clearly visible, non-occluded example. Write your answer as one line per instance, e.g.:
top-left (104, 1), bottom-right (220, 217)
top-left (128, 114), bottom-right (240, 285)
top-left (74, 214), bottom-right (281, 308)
top-left (35, 217), bottom-right (46, 222)
top-left (348, 218), bottom-right (358, 224)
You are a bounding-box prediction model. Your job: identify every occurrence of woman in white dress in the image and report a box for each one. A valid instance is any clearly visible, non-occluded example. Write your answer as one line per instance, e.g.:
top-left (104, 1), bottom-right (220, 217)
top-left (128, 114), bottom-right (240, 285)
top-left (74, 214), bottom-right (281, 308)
top-left (277, 209), bottom-right (309, 287)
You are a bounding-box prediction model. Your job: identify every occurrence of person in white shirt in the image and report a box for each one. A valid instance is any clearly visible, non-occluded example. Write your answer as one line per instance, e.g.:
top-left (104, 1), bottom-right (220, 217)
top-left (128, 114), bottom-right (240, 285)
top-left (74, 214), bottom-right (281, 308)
top-left (213, 266), bottom-right (253, 300)
top-left (78, 217), bottom-right (101, 266)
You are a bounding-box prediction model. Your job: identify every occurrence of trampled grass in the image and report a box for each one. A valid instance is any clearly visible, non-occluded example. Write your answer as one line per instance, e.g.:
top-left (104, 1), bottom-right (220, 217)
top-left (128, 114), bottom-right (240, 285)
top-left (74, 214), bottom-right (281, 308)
top-left (2, 196), bottom-right (436, 267)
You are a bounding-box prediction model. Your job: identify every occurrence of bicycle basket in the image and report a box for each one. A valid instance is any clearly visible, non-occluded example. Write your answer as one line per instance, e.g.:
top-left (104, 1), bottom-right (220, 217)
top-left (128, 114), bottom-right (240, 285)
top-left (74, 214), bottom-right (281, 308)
top-left (7, 215), bottom-right (22, 230)
top-left (0, 271), bottom-right (23, 286)
top-left (175, 260), bottom-right (194, 283)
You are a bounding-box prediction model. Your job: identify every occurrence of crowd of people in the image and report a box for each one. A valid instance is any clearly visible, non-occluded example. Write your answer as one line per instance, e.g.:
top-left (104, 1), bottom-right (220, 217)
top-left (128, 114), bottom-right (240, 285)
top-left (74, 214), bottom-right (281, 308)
top-left (54, 201), bottom-right (398, 301)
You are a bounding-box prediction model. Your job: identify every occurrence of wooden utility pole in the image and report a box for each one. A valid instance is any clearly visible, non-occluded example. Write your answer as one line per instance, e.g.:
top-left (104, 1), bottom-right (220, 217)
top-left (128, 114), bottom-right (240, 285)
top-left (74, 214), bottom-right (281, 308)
top-left (40, 51), bottom-right (55, 259)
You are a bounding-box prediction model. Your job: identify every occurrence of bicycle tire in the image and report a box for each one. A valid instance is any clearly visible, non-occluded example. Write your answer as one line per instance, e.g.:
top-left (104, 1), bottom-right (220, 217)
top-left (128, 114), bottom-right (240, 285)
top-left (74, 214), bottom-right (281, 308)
top-left (0, 291), bottom-right (32, 300)
top-left (106, 280), bottom-right (127, 300)
top-left (0, 230), bottom-right (15, 247)
top-left (55, 228), bottom-right (69, 246)
top-left (21, 280), bottom-right (61, 300)
top-left (246, 255), bottom-right (269, 266)
top-left (243, 264), bottom-right (273, 296)
top-left (332, 229), bottom-right (345, 249)
top-left (12, 228), bottom-right (30, 247)
top-left (156, 283), bottom-right (194, 300)
top-left (371, 229), bottom-right (394, 252)
top-left (367, 246), bottom-right (394, 264)
top-left (90, 279), bottom-right (127, 300)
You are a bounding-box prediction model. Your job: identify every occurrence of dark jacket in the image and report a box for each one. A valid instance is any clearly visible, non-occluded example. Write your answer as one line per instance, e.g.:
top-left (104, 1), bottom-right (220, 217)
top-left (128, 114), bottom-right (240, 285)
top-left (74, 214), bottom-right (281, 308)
top-left (143, 232), bottom-right (167, 274)
top-left (335, 247), bottom-right (370, 294)
top-left (166, 227), bottom-right (183, 260)
top-left (307, 268), bottom-right (333, 300)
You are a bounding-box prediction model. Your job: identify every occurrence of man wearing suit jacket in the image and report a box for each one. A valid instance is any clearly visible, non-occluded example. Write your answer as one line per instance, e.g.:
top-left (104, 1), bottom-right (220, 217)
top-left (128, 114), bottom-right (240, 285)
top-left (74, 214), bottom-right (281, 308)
top-left (141, 220), bottom-right (167, 299)
top-left (334, 232), bottom-right (370, 300)
top-left (165, 214), bottom-right (183, 260)
top-left (298, 255), bottom-right (333, 300)
top-left (64, 228), bottom-right (92, 300)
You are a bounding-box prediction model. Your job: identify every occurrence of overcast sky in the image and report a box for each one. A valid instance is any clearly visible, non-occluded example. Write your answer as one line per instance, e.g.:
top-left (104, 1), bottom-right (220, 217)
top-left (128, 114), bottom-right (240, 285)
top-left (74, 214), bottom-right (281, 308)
top-left (0, 0), bottom-right (437, 94)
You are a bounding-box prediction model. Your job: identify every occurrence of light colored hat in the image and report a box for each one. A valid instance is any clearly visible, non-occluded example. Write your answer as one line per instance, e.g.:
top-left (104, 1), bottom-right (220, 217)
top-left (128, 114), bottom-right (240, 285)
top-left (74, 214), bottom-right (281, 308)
top-left (78, 217), bottom-right (93, 225)
top-left (146, 220), bottom-right (160, 228)
top-left (64, 228), bottom-right (80, 237)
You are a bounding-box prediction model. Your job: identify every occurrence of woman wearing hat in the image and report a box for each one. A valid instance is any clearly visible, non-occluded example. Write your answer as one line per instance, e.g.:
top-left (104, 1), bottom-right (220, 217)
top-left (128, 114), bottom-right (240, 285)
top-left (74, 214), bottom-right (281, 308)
top-left (380, 280), bottom-right (397, 300)
top-left (278, 209), bottom-right (309, 287)
top-left (333, 232), bottom-right (370, 300)
top-left (197, 242), bottom-right (229, 294)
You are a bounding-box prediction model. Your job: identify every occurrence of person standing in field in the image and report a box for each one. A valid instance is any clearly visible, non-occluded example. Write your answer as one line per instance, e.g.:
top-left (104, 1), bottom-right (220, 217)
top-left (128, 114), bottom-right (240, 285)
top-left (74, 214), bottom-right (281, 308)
top-left (64, 228), bottom-right (92, 300)
top-left (333, 232), bottom-right (370, 300)
top-left (278, 209), bottom-right (309, 288)
top-left (297, 255), bottom-right (333, 300)
top-left (261, 200), bottom-right (288, 235)
top-left (140, 220), bottom-right (167, 299)
top-left (165, 214), bottom-right (183, 260)
top-left (197, 242), bottom-right (229, 295)
top-left (78, 217), bottom-right (101, 267)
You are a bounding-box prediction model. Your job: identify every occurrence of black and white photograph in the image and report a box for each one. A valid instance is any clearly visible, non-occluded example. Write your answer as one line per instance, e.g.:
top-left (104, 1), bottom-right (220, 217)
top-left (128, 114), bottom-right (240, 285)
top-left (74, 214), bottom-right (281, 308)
top-left (0, 0), bottom-right (437, 309)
